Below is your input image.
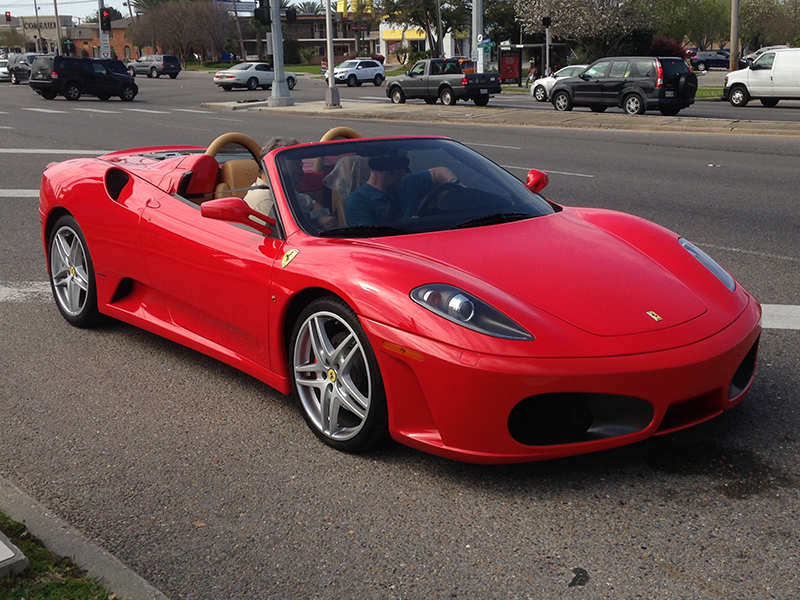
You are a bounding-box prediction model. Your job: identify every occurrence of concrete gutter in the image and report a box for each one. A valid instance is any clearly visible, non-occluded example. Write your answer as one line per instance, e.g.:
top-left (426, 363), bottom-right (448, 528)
top-left (199, 98), bottom-right (800, 137)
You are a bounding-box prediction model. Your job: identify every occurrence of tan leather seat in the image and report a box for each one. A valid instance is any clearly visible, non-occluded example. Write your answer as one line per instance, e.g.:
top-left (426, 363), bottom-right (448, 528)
top-left (214, 159), bottom-right (261, 199)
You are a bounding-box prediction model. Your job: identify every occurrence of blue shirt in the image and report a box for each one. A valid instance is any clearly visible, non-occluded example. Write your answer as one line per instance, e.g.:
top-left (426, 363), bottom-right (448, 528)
top-left (346, 170), bottom-right (433, 226)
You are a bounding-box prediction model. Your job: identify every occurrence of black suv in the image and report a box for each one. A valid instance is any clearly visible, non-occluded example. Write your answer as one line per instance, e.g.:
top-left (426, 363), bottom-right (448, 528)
top-left (550, 56), bottom-right (698, 116)
top-left (126, 54), bottom-right (181, 78)
top-left (8, 52), bottom-right (45, 85)
top-left (28, 55), bottom-right (138, 101)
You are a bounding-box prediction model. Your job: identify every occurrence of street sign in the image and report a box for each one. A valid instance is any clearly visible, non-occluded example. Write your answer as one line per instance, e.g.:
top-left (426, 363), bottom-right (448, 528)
top-left (99, 32), bottom-right (111, 58)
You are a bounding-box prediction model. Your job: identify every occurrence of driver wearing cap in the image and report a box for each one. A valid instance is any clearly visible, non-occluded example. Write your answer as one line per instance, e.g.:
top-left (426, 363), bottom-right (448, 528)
top-left (345, 155), bottom-right (459, 227)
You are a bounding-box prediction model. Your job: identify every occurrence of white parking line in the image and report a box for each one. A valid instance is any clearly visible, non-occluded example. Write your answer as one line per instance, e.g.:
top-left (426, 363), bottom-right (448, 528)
top-left (761, 305), bottom-right (800, 330)
top-left (122, 108), bottom-right (170, 114)
top-left (73, 108), bottom-right (122, 114)
top-left (21, 108), bottom-right (70, 114)
top-left (0, 190), bottom-right (38, 197)
top-left (173, 109), bottom-right (212, 114)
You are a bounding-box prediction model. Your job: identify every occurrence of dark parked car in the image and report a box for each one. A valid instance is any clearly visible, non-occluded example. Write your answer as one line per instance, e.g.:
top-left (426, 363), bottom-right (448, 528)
top-left (550, 56), bottom-right (698, 116)
top-left (690, 50), bottom-right (747, 71)
top-left (8, 52), bottom-right (45, 84)
top-left (126, 54), bottom-right (181, 78)
top-left (28, 55), bottom-right (138, 101)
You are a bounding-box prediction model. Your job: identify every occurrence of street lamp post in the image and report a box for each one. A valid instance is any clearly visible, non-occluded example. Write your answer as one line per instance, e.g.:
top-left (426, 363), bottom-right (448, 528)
top-left (325, 0), bottom-right (340, 107)
top-left (268, 0), bottom-right (293, 106)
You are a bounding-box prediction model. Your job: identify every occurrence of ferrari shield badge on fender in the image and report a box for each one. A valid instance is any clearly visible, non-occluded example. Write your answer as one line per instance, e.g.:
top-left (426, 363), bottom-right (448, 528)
top-left (281, 249), bottom-right (299, 268)
top-left (647, 311), bottom-right (663, 322)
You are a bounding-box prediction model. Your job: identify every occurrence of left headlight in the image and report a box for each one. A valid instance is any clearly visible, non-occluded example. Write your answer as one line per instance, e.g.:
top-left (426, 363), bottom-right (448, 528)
top-left (679, 238), bottom-right (736, 291)
top-left (411, 284), bottom-right (534, 340)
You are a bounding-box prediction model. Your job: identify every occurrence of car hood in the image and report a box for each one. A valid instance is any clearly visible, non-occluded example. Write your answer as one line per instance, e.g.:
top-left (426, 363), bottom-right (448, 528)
top-left (371, 211), bottom-right (708, 337)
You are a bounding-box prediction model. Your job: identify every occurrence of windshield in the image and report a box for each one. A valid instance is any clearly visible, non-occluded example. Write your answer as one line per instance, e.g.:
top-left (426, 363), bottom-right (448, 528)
top-left (337, 61), bottom-right (359, 69)
top-left (274, 138), bottom-right (555, 238)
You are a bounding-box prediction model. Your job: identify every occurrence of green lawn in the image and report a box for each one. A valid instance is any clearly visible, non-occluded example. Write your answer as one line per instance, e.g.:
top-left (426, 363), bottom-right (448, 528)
top-left (0, 511), bottom-right (116, 600)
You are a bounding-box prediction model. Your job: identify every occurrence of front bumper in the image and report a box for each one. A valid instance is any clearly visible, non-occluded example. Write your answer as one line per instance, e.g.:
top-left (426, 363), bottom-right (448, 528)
top-left (363, 295), bottom-right (761, 464)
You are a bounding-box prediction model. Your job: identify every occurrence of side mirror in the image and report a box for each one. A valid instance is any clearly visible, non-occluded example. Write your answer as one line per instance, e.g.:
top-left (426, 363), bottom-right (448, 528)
top-left (579, 72), bottom-right (589, 80)
top-left (526, 169), bottom-right (549, 193)
top-left (201, 197), bottom-right (275, 236)
top-left (405, 70), bottom-right (411, 76)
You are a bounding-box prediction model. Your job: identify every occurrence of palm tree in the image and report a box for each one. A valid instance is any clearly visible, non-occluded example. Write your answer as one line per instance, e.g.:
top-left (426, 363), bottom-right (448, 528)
top-left (297, 1), bottom-right (323, 14)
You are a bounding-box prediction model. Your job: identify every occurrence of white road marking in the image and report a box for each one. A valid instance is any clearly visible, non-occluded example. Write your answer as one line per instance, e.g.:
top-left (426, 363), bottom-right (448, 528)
top-left (173, 109), bottom-right (212, 114)
top-left (73, 108), bottom-right (122, 114)
top-left (469, 143), bottom-right (523, 150)
top-left (206, 116), bottom-right (242, 122)
top-left (0, 126), bottom-right (14, 130)
top-left (1, 279), bottom-right (797, 330)
top-left (502, 164), bottom-right (595, 178)
top-left (122, 108), bottom-right (170, 114)
top-left (0, 149), bottom-right (111, 154)
top-left (699, 243), bottom-right (800, 263)
top-left (0, 190), bottom-right (38, 197)
top-left (21, 108), bottom-right (70, 114)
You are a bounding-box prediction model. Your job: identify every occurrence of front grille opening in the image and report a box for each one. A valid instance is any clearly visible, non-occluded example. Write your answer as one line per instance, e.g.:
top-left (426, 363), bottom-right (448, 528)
top-left (729, 337), bottom-right (759, 399)
top-left (105, 168), bottom-right (130, 200)
top-left (657, 390), bottom-right (722, 435)
top-left (508, 393), bottom-right (654, 446)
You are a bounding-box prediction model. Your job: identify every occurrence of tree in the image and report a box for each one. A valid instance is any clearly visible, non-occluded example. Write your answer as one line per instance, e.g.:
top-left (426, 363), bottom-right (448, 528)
top-left (741, 0), bottom-right (796, 49)
top-left (515, 0), bottom-right (652, 59)
top-left (377, 0), bottom-right (470, 58)
top-left (297, 1), bottom-right (324, 14)
top-left (0, 27), bottom-right (25, 50)
top-left (647, 0), bottom-right (730, 50)
top-left (85, 6), bottom-right (124, 23)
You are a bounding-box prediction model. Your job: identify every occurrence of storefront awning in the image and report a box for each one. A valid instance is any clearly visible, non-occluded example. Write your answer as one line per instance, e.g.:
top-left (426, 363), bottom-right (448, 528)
top-left (382, 29), bottom-right (425, 41)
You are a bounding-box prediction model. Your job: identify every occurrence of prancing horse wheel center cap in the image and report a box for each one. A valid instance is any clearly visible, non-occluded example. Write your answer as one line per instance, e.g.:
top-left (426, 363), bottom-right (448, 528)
top-left (327, 369), bottom-right (337, 383)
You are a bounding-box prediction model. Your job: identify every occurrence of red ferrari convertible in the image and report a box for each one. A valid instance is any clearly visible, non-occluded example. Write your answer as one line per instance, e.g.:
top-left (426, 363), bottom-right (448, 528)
top-left (39, 127), bottom-right (761, 464)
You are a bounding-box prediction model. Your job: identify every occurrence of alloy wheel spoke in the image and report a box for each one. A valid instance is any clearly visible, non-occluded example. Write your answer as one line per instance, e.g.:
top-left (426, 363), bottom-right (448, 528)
top-left (338, 375), bottom-right (369, 415)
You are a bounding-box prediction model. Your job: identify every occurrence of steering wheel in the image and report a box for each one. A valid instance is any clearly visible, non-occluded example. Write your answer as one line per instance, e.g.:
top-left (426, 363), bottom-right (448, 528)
top-left (204, 132), bottom-right (262, 161)
top-left (416, 182), bottom-right (462, 217)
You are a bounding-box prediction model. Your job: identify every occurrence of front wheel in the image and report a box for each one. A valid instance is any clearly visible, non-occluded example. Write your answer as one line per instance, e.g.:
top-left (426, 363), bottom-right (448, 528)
top-left (347, 74), bottom-right (357, 87)
top-left (48, 215), bottom-right (101, 328)
top-left (128, 67), bottom-right (136, 77)
top-left (440, 87), bottom-right (457, 106)
top-left (390, 87), bottom-right (405, 104)
top-left (623, 93), bottom-right (646, 115)
top-left (150, 67), bottom-right (159, 78)
top-left (533, 85), bottom-right (547, 102)
top-left (729, 85), bottom-right (749, 107)
top-left (10, 72), bottom-right (19, 84)
top-left (552, 90), bottom-right (572, 111)
top-left (120, 84), bottom-right (137, 102)
top-left (291, 297), bottom-right (389, 453)
top-left (286, 76), bottom-right (296, 90)
top-left (246, 77), bottom-right (258, 90)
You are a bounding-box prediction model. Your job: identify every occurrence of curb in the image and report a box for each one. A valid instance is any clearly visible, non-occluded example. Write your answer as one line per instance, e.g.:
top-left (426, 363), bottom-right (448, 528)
top-left (0, 476), bottom-right (170, 600)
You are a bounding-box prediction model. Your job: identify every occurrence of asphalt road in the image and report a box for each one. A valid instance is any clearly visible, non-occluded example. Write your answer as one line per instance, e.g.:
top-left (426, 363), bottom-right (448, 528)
top-left (1, 74), bottom-right (799, 600)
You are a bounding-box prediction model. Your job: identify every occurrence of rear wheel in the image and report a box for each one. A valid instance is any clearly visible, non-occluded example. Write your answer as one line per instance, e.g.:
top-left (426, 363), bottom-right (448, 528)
top-left (533, 85), bottom-right (547, 102)
top-left (168, 73), bottom-right (178, 79)
top-left (473, 95), bottom-right (489, 106)
top-left (760, 98), bottom-right (779, 107)
top-left (373, 74), bottom-right (383, 86)
top-left (40, 90), bottom-right (58, 100)
top-left (48, 215), bottom-right (101, 329)
top-left (424, 97), bottom-right (437, 105)
top-left (96, 93), bottom-right (110, 101)
top-left (659, 106), bottom-right (681, 116)
top-left (64, 83), bottom-right (81, 101)
top-left (221, 85), bottom-right (233, 91)
top-left (440, 87), bottom-right (457, 106)
top-left (127, 67), bottom-right (136, 77)
top-left (590, 105), bottom-right (607, 113)
top-left (291, 297), bottom-right (389, 453)
top-left (729, 85), bottom-right (749, 107)
top-left (246, 77), bottom-right (258, 90)
top-left (552, 90), bottom-right (572, 111)
top-left (149, 67), bottom-right (159, 78)
top-left (390, 86), bottom-right (405, 104)
top-left (623, 93), bottom-right (646, 115)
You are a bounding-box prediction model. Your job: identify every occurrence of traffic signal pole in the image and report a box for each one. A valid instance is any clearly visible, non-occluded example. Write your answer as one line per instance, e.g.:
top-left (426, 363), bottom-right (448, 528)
top-left (268, 0), bottom-right (294, 106)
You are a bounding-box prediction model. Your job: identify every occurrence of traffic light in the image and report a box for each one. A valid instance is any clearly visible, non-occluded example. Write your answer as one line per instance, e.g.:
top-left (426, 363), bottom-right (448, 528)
top-left (101, 9), bottom-right (112, 31)
top-left (286, 7), bottom-right (297, 22)
top-left (5, 11), bottom-right (11, 22)
top-left (542, 16), bottom-right (551, 28)
top-left (254, 0), bottom-right (270, 25)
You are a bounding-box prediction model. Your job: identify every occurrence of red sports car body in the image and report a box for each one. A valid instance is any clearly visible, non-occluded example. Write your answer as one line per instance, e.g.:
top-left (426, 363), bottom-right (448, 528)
top-left (39, 129), bottom-right (761, 464)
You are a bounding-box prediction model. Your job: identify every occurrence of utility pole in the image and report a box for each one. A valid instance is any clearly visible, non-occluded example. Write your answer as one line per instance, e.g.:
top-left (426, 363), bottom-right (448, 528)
top-left (268, 0), bottom-right (293, 106)
top-left (730, 0), bottom-right (740, 71)
top-left (53, 0), bottom-right (63, 55)
top-left (324, 0), bottom-right (340, 106)
top-left (472, 0), bottom-right (483, 72)
top-left (34, 2), bottom-right (43, 51)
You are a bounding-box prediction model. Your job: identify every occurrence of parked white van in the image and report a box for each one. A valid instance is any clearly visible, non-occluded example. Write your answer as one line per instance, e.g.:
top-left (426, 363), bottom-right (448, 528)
top-left (724, 48), bottom-right (800, 107)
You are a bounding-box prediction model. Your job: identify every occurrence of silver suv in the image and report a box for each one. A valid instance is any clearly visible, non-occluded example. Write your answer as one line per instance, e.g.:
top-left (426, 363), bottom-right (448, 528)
top-left (325, 59), bottom-right (385, 87)
top-left (126, 54), bottom-right (181, 79)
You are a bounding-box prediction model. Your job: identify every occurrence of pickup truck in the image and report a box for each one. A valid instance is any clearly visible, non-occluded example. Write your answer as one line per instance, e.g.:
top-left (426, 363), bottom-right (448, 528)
top-left (386, 58), bottom-right (502, 106)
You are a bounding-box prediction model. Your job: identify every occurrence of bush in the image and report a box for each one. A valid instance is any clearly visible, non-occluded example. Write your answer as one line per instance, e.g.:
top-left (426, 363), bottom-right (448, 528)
top-left (407, 50), bottom-right (431, 65)
top-left (649, 37), bottom-right (687, 58)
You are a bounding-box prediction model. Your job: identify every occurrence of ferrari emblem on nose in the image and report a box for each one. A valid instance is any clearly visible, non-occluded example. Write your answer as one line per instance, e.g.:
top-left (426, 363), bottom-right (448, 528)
top-left (647, 311), bottom-right (663, 321)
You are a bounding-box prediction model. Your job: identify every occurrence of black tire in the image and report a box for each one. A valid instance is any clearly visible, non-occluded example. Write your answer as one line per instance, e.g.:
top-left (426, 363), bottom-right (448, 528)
top-left (96, 94), bottom-right (111, 101)
top-left (729, 85), bottom-right (749, 107)
top-left (120, 84), bottom-right (136, 102)
top-left (221, 85), bottom-right (233, 91)
top-left (696, 61), bottom-right (706, 71)
top-left (473, 95), bottom-right (489, 107)
top-left (424, 97), bottom-right (437, 105)
top-left (533, 85), bottom-right (547, 102)
top-left (40, 90), bottom-right (58, 100)
top-left (246, 77), bottom-right (258, 90)
top-left (64, 83), bottom-right (81, 101)
top-left (168, 73), bottom-right (178, 79)
top-left (659, 106), bottom-right (681, 116)
top-left (760, 98), bottom-right (779, 107)
top-left (286, 76), bottom-right (296, 90)
top-left (48, 215), bottom-right (102, 328)
top-left (590, 105), bottom-right (607, 113)
top-left (552, 90), bottom-right (572, 111)
top-left (347, 74), bottom-right (357, 87)
top-left (10, 72), bottom-right (19, 84)
top-left (150, 67), bottom-right (159, 78)
top-left (290, 296), bottom-right (389, 453)
top-left (440, 87), bottom-right (457, 106)
top-left (390, 86), bottom-right (405, 104)
top-left (128, 67), bottom-right (136, 77)
top-left (623, 93), bottom-right (646, 115)
top-left (373, 74), bottom-right (383, 86)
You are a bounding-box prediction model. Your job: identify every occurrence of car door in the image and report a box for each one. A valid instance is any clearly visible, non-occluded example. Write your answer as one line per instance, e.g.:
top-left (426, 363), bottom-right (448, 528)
top-left (89, 61), bottom-right (118, 97)
top-left (572, 60), bottom-right (610, 105)
top-left (748, 52), bottom-right (776, 96)
top-left (253, 63), bottom-right (272, 86)
top-left (603, 60), bottom-right (630, 105)
top-left (139, 191), bottom-right (282, 367)
top-left (404, 61), bottom-right (427, 98)
top-left (771, 52), bottom-right (800, 96)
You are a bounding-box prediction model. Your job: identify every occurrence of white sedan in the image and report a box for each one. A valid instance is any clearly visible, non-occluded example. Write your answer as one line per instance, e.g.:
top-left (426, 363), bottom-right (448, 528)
top-left (213, 62), bottom-right (297, 91)
top-left (531, 65), bottom-right (587, 102)
top-left (0, 59), bottom-right (10, 83)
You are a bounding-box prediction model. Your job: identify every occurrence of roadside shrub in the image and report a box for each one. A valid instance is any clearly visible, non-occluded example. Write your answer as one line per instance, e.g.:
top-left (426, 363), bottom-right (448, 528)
top-left (649, 38), bottom-right (687, 58)
top-left (407, 50), bottom-right (431, 65)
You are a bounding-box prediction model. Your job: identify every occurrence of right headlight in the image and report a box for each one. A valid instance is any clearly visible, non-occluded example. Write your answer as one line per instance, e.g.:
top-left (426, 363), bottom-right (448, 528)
top-left (679, 238), bottom-right (736, 291)
top-left (411, 284), bottom-right (534, 340)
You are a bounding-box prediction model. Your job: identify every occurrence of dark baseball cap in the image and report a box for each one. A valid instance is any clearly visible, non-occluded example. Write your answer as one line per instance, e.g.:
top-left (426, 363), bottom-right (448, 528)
top-left (368, 155), bottom-right (410, 171)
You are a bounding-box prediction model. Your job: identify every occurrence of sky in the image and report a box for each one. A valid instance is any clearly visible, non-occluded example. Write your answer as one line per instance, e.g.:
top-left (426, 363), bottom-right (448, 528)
top-left (5, 0), bottom-right (134, 22)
